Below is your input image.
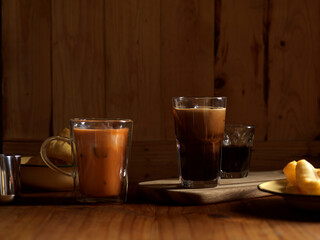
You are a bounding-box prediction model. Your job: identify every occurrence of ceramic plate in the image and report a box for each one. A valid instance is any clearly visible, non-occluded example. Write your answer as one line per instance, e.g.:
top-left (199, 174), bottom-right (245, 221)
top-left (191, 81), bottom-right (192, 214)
top-left (21, 157), bottom-right (73, 191)
top-left (258, 179), bottom-right (320, 210)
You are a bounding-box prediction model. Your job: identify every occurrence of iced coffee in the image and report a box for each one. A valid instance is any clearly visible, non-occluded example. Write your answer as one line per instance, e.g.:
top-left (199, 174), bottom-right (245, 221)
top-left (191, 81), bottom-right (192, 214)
top-left (173, 97), bottom-right (226, 188)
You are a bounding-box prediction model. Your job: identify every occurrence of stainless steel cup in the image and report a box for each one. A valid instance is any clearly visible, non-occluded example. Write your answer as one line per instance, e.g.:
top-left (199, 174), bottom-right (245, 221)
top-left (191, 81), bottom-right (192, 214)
top-left (0, 154), bottom-right (21, 203)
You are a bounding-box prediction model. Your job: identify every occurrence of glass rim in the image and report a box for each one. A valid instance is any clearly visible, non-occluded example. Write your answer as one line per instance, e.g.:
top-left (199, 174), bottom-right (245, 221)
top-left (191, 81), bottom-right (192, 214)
top-left (225, 124), bottom-right (255, 129)
top-left (70, 118), bottom-right (133, 123)
top-left (172, 96), bottom-right (226, 101)
top-left (0, 154), bottom-right (21, 158)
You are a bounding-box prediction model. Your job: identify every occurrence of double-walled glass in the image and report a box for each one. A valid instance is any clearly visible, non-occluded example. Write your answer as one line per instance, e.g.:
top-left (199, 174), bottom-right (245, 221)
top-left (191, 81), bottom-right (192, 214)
top-left (172, 97), bottom-right (227, 188)
top-left (41, 118), bottom-right (133, 203)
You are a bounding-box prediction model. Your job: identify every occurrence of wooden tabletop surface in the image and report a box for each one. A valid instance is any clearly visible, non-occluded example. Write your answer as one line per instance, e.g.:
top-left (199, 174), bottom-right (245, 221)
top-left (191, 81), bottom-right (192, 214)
top-left (1, 191), bottom-right (320, 240)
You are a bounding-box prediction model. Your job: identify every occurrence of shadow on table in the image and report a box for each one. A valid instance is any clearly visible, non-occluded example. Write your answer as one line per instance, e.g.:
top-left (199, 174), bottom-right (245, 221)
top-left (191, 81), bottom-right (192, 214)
top-left (10, 189), bottom-right (150, 206)
top-left (230, 196), bottom-right (320, 222)
top-left (9, 192), bottom-right (78, 206)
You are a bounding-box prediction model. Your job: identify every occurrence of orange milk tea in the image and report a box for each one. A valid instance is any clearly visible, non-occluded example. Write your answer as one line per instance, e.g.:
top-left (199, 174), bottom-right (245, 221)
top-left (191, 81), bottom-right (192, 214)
top-left (73, 128), bottom-right (129, 197)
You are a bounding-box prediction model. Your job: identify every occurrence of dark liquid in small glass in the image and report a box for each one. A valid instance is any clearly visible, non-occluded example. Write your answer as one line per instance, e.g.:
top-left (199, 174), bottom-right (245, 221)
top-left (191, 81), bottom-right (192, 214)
top-left (221, 145), bottom-right (251, 173)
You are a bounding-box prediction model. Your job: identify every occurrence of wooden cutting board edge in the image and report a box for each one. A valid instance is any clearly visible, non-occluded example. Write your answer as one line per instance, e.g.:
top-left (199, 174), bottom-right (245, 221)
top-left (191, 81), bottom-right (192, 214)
top-left (137, 171), bottom-right (285, 205)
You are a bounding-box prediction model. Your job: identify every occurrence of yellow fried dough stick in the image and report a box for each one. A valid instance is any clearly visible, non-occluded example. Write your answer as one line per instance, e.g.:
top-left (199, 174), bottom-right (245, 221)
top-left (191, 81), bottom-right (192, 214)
top-left (46, 128), bottom-right (72, 165)
top-left (283, 160), bottom-right (297, 186)
top-left (296, 159), bottom-right (320, 195)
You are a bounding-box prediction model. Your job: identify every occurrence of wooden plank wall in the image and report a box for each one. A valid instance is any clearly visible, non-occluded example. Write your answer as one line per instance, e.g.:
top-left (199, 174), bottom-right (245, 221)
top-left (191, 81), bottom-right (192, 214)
top-left (2, 0), bottom-right (320, 183)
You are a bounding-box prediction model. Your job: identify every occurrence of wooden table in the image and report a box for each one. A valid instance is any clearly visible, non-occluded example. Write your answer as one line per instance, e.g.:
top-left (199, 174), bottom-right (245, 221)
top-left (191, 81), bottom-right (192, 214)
top-left (0, 191), bottom-right (320, 240)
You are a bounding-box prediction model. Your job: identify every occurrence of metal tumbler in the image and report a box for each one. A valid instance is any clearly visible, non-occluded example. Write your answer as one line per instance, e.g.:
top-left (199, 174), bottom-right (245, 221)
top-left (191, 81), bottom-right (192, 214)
top-left (0, 154), bottom-right (21, 203)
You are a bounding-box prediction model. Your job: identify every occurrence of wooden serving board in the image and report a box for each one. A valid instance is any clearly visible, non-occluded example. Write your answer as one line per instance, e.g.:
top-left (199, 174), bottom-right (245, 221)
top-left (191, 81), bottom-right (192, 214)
top-left (137, 171), bottom-right (285, 205)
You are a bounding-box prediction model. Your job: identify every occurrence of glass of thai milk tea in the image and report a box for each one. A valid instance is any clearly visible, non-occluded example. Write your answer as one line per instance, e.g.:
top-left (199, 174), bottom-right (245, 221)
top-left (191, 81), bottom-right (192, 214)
top-left (41, 118), bottom-right (133, 203)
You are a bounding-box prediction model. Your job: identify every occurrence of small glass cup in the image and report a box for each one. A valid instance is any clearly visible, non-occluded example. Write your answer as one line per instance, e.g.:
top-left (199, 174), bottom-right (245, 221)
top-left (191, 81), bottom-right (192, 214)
top-left (41, 118), bottom-right (133, 203)
top-left (221, 124), bottom-right (255, 178)
top-left (172, 97), bottom-right (227, 188)
top-left (0, 154), bottom-right (21, 203)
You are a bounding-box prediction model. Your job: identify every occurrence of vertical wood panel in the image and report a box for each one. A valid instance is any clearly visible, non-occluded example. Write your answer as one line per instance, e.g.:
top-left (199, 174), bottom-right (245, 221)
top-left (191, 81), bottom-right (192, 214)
top-left (105, 0), bottom-right (161, 141)
top-left (268, 0), bottom-right (320, 140)
top-left (214, 0), bottom-right (267, 141)
top-left (1, 0), bottom-right (320, 174)
top-left (161, 0), bottom-right (215, 140)
top-left (52, 0), bottom-right (105, 134)
top-left (2, 0), bottom-right (51, 140)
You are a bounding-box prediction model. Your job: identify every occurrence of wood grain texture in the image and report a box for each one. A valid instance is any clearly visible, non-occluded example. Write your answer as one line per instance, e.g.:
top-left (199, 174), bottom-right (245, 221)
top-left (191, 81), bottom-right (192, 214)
top-left (250, 140), bottom-right (320, 170)
top-left (129, 140), bottom-right (178, 182)
top-left (268, 0), bottom-right (320, 140)
top-left (1, 0), bottom-right (52, 140)
top-left (51, 0), bottom-right (106, 134)
top-left (0, 203), bottom-right (156, 240)
top-left (214, 0), bottom-right (267, 141)
top-left (161, 0), bottom-right (215, 140)
top-left (2, 194), bottom-right (320, 240)
top-left (105, 0), bottom-right (162, 141)
top-left (149, 199), bottom-right (320, 240)
top-left (1, 0), bottom-right (320, 178)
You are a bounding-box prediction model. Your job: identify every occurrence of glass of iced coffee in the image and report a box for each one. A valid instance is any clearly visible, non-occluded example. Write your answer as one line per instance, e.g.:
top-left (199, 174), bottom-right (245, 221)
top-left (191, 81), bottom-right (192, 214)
top-left (41, 118), bottom-right (133, 203)
top-left (172, 97), bottom-right (226, 188)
